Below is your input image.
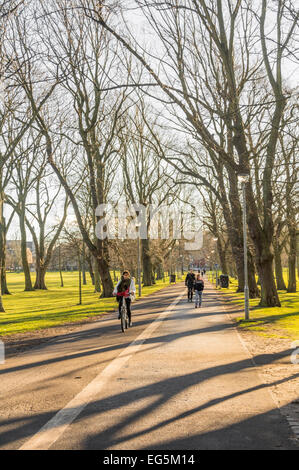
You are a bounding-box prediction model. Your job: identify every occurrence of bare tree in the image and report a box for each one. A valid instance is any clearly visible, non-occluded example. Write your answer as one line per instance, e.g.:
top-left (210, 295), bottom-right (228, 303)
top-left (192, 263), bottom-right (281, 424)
top-left (280, 101), bottom-right (298, 292)
top-left (7, 131), bottom-right (45, 290)
top-left (120, 101), bottom-right (179, 285)
top-left (0, 0), bottom-right (55, 306)
top-left (7, 1), bottom-right (135, 297)
top-left (0, 1), bottom-right (25, 19)
top-left (27, 165), bottom-right (70, 290)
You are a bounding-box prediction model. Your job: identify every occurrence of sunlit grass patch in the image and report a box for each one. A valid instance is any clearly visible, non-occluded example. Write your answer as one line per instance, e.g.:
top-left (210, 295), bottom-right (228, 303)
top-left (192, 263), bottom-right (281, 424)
top-left (0, 272), bottom-right (175, 336)
top-left (210, 271), bottom-right (299, 340)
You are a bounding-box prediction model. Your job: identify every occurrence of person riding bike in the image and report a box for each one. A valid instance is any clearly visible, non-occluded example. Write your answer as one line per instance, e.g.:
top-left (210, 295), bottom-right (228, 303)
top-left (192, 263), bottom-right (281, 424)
top-left (185, 269), bottom-right (195, 302)
top-left (113, 270), bottom-right (136, 327)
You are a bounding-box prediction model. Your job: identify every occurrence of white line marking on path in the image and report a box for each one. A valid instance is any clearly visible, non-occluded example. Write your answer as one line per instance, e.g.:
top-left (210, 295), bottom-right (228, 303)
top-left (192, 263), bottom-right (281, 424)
top-left (19, 293), bottom-right (184, 450)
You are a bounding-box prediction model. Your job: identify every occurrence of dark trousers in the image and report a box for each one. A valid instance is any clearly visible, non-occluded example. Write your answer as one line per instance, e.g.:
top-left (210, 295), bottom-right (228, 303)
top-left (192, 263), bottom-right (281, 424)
top-left (117, 297), bottom-right (131, 321)
top-left (187, 287), bottom-right (193, 300)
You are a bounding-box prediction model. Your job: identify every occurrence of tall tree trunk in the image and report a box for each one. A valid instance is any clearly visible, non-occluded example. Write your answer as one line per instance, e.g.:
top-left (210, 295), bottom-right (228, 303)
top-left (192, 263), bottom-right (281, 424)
top-left (141, 238), bottom-right (152, 286)
top-left (247, 250), bottom-right (259, 298)
top-left (34, 261), bottom-right (47, 290)
top-left (96, 257), bottom-right (113, 297)
top-left (247, 184), bottom-right (280, 307)
top-left (33, 227), bottom-right (47, 290)
top-left (228, 262), bottom-right (236, 279)
top-left (156, 262), bottom-right (164, 280)
top-left (287, 225), bottom-right (297, 293)
top-left (95, 237), bottom-right (113, 297)
top-left (33, 231), bottom-right (47, 290)
top-left (0, 203), bottom-right (10, 295)
top-left (258, 256), bottom-right (281, 306)
top-left (217, 238), bottom-right (228, 275)
top-left (19, 208), bottom-right (34, 292)
top-left (254, 243), bottom-right (279, 307)
top-left (86, 255), bottom-right (95, 285)
top-left (274, 245), bottom-right (286, 290)
top-left (0, 261), bottom-right (10, 295)
top-left (93, 258), bottom-right (101, 293)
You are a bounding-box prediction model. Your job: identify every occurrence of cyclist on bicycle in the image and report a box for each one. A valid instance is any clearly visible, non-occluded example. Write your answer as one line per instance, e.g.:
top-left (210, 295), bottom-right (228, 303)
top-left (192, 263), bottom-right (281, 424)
top-left (113, 270), bottom-right (136, 327)
top-left (185, 269), bottom-right (195, 302)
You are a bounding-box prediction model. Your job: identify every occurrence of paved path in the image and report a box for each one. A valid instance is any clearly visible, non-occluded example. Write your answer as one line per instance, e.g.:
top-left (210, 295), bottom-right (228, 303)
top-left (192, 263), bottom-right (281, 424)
top-left (0, 281), bottom-right (297, 450)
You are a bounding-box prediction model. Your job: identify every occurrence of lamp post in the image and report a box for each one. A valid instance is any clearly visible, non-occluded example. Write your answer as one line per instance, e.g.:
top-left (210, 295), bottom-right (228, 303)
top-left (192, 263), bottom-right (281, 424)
top-left (77, 247), bottom-right (82, 306)
top-left (175, 240), bottom-right (179, 281)
top-left (206, 256), bottom-right (210, 281)
top-left (136, 222), bottom-right (142, 297)
top-left (211, 250), bottom-right (215, 285)
top-left (238, 171), bottom-right (250, 320)
top-left (169, 247), bottom-right (172, 284)
top-left (212, 237), bottom-right (218, 286)
top-left (58, 243), bottom-right (64, 287)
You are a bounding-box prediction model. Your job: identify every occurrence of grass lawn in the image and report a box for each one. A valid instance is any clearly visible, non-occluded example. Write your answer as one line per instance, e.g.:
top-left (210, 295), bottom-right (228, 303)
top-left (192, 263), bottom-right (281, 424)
top-left (0, 271), bottom-right (179, 337)
top-left (209, 270), bottom-right (299, 340)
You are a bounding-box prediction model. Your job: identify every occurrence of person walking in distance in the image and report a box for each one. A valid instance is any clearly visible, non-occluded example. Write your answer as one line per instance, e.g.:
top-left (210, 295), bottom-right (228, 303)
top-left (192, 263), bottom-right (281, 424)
top-left (185, 269), bottom-right (195, 302)
top-left (194, 274), bottom-right (204, 308)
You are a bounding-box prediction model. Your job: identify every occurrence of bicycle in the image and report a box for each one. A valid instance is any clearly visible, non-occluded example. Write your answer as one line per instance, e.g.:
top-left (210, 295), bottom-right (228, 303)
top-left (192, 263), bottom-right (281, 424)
top-left (116, 290), bottom-right (131, 332)
top-left (120, 295), bottom-right (129, 332)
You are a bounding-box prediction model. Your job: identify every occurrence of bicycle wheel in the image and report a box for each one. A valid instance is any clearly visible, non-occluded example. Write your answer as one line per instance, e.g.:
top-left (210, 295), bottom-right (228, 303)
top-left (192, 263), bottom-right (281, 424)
top-left (121, 306), bottom-right (126, 332)
top-left (120, 298), bottom-right (127, 333)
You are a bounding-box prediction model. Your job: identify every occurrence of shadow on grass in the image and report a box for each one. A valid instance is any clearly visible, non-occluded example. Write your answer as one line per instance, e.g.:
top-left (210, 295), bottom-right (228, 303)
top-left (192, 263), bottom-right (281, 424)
top-left (237, 311), bottom-right (299, 328)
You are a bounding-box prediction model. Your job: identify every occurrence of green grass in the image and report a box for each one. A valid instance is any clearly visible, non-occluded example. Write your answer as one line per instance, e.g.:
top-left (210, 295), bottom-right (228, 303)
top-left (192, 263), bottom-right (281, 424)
top-left (0, 271), bottom-right (176, 337)
top-left (209, 270), bottom-right (299, 340)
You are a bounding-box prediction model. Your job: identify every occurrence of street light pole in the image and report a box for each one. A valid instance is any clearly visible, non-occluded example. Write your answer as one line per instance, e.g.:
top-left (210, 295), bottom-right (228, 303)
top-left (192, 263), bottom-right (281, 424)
top-left (78, 248), bottom-right (82, 306)
top-left (136, 222), bottom-right (142, 297)
top-left (242, 181), bottom-right (249, 320)
top-left (169, 249), bottom-right (172, 283)
top-left (137, 235), bottom-right (141, 297)
top-left (212, 238), bottom-right (218, 287)
top-left (211, 250), bottom-right (215, 285)
top-left (238, 171), bottom-right (250, 321)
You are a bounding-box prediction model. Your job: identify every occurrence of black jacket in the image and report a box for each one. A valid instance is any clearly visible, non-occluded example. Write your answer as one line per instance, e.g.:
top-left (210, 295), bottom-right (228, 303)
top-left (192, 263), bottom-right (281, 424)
top-left (185, 273), bottom-right (195, 288)
top-left (194, 280), bottom-right (204, 291)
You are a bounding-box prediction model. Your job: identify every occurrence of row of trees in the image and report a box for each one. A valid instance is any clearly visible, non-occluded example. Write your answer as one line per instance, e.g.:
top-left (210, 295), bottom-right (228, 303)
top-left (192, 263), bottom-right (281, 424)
top-left (0, 0), bottom-right (187, 306)
top-left (90, 0), bottom-right (298, 306)
top-left (0, 0), bottom-right (298, 311)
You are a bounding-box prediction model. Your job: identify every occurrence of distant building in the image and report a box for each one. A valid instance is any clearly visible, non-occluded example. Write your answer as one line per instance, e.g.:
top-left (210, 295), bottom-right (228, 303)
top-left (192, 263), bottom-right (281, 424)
top-left (6, 240), bottom-right (35, 254)
top-left (6, 240), bottom-right (35, 271)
